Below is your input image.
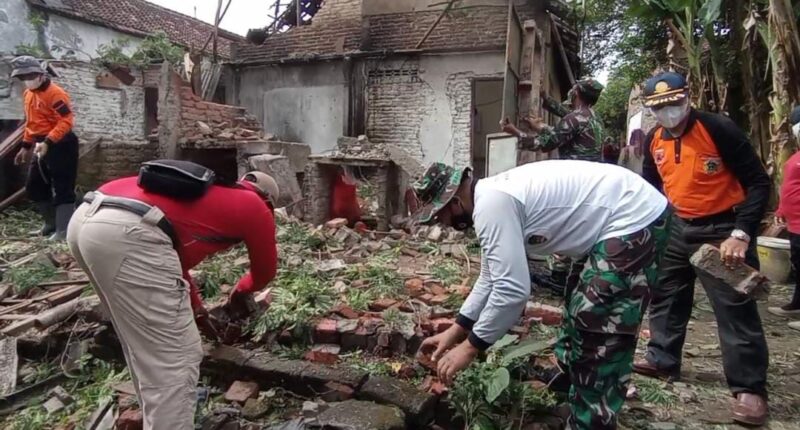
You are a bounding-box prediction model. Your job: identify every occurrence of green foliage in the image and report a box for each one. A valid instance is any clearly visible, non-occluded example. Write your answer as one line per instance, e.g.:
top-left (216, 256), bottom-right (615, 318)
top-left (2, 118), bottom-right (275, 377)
top-left (28, 10), bottom-right (46, 29)
top-left (95, 32), bottom-right (183, 68)
top-left (341, 351), bottom-right (394, 376)
top-left (6, 262), bottom-right (57, 295)
top-left (4, 356), bottom-right (129, 430)
top-left (194, 246), bottom-right (248, 300)
top-left (14, 44), bottom-right (47, 59)
top-left (248, 265), bottom-right (334, 340)
top-left (344, 257), bottom-right (402, 299)
top-left (634, 376), bottom-right (678, 406)
top-left (430, 259), bottom-right (463, 286)
top-left (345, 288), bottom-right (371, 311)
top-left (449, 335), bottom-right (557, 429)
top-left (278, 222), bottom-right (326, 250)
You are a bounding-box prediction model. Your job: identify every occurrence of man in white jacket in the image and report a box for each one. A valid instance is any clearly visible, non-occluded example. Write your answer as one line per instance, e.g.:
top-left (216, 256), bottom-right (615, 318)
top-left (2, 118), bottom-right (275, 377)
top-left (415, 160), bottom-right (669, 430)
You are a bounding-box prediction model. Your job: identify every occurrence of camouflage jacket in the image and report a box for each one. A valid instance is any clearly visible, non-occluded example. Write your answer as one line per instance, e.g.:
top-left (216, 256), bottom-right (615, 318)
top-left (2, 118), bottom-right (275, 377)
top-left (519, 106), bottom-right (605, 162)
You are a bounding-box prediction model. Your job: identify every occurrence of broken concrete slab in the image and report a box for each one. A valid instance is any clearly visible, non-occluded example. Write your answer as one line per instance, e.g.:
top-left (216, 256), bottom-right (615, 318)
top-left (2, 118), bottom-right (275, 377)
top-left (690, 244), bottom-right (771, 299)
top-left (0, 337), bottom-right (18, 396)
top-left (248, 154), bottom-right (303, 208)
top-left (312, 400), bottom-right (405, 430)
top-left (386, 146), bottom-right (424, 178)
top-left (358, 375), bottom-right (438, 427)
top-left (238, 140), bottom-right (311, 174)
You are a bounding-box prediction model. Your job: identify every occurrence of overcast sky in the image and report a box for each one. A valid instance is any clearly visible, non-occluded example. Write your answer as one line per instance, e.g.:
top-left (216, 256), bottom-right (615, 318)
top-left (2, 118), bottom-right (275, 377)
top-left (148, 0), bottom-right (273, 36)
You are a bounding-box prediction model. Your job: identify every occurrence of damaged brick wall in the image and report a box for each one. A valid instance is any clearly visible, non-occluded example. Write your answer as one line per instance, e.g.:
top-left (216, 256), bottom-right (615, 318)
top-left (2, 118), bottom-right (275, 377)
top-left (49, 61), bottom-right (154, 187)
top-left (177, 82), bottom-right (264, 148)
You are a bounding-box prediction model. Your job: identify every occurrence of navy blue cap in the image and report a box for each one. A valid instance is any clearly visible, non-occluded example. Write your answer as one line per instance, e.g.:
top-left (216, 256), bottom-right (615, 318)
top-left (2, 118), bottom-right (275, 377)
top-left (790, 106), bottom-right (800, 126)
top-left (643, 72), bottom-right (689, 108)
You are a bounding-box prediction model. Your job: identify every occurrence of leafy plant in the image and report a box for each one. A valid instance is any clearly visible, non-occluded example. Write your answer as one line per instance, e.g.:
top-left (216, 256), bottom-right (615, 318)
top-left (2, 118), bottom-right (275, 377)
top-left (344, 257), bottom-right (402, 299)
top-left (248, 265), bottom-right (334, 340)
top-left (94, 38), bottom-right (134, 66)
top-left (449, 335), bottom-right (556, 429)
top-left (95, 32), bottom-right (184, 68)
top-left (194, 246), bottom-right (248, 300)
top-left (14, 44), bottom-right (47, 58)
top-left (345, 288), bottom-right (373, 311)
top-left (430, 259), bottom-right (464, 286)
top-left (278, 222), bottom-right (326, 249)
top-left (634, 376), bottom-right (678, 406)
top-left (6, 262), bottom-right (58, 295)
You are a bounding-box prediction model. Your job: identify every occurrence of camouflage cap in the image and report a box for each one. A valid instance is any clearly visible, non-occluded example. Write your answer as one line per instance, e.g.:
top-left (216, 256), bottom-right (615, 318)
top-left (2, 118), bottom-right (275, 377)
top-left (575, 78), bottom-right (604, 100)
top-left (411, 162), bottom-right (471, 224)
top-left (10, 56), bottom-right (45, 78)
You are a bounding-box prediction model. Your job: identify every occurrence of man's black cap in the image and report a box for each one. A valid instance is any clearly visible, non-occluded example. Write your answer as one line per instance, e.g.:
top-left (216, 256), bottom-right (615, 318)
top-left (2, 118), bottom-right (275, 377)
top-left (643, 72), bottom-right (689, 108)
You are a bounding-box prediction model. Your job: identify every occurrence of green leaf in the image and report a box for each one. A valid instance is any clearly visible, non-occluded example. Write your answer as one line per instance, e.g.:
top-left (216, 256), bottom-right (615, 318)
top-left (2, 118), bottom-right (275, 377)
top-left (698, 0), bottom-right (722, 25)
top-left (501, 339), bottom-right (550, 366)
top-left (488, 334), bottom-right (518, 352)
top-left (485, 367), bottom-right (510, 403)
top-left (471, 415), bottom-right (499, 430)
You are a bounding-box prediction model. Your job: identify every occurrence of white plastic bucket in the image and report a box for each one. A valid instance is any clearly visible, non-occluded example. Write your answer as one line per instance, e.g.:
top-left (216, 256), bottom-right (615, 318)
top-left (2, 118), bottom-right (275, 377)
top-left (756, 236), bottom-right (792, 283)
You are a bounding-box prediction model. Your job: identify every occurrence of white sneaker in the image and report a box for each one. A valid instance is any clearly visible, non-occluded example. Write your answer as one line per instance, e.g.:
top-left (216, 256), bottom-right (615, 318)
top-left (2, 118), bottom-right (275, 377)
top-left (788, 321), bottom-right (800, 331)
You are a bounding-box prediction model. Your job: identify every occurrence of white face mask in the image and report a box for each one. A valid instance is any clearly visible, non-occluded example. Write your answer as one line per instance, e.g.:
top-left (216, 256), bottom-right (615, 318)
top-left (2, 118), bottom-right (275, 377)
top-left (652, 100), bottom-right (690, 129)
top-left (792, 122), bottom-right (800, 140)
top-left (22, 76), bottom-right (44, 90)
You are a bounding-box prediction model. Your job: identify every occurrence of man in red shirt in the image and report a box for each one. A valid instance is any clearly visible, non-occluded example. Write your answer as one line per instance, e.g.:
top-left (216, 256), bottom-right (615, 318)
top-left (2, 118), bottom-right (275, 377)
top-left (66, 170), bottom-right (278, 430)
top-left (771, 106), bottom-right (800, 328)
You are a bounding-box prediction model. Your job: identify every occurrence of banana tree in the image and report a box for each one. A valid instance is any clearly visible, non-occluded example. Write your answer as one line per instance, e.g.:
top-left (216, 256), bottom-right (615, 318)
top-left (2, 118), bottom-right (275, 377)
top-left (629, 0), bottom-right (726, 110)
top-left (754, 0), bottom-right (800, 196)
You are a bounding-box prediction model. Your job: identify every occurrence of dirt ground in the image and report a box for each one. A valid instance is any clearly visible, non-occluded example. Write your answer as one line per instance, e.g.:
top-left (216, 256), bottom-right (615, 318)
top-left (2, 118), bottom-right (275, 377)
top-left (539, 281), bottom-right (800, 430)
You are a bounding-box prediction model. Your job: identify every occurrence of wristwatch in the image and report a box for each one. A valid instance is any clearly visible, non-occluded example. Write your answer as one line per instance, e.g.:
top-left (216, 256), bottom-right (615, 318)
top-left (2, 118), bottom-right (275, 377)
top-left (730, 229), bottom-right (751, 243)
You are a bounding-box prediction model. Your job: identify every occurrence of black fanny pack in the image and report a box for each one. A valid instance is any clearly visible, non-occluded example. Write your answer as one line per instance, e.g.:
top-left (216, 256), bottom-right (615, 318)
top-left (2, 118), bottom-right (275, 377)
top-left (137, 160), bottom-right (215, 200)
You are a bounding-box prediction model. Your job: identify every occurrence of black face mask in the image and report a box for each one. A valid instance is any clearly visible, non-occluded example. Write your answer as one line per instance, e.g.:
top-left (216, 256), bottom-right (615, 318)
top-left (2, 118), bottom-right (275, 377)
top-left (450, 199), bottom-right (474, 231)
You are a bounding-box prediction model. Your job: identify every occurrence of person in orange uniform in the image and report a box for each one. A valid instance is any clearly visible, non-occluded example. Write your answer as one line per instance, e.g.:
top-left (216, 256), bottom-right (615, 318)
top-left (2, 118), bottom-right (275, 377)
top-left (636, 72), bottom-right (771, 426)
top-left (11, 56), bottom-right (78, 240)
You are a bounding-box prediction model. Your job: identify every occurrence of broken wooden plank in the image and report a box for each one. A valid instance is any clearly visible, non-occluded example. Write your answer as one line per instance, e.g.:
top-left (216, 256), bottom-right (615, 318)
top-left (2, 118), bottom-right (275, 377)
top-left (2, 318), bottom-right (37, 336)
top-left (37, 279), bottom-right (90, 288)
top-left (0, 284), bottom-right (86, 317)
top-left (34, 297), bottom-right (98, 331)
top-left (0, 189), bottom-right (25, 214)
top-left (0, 337), bottom-right (18, 396)
top-left (0, 123), bottom-right (24, 160)
top-left (45, 284), bottom-right (86, 306)
top-left (0, 285), bottom-right (12, 302)
top-left (0, 314), bottom-right (35, 321)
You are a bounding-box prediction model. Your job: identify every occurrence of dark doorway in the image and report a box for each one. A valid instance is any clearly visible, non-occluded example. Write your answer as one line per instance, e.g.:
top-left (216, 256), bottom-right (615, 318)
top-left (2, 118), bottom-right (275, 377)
top-left (144, 87), bottom-right (159, 138)
top-left (471, 79), bottom-right (504, 179)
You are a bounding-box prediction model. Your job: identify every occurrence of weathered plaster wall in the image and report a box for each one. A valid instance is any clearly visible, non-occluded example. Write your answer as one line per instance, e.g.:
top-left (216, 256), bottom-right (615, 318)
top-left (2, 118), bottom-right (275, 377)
top-left (366, 53), bottom-right (504, 167)
top-left (45, 15), bottom-right (142, 62)
top-left (236, 62), bottom-right (347, 155)
top-left (0, 0), bottom-right (41, 57)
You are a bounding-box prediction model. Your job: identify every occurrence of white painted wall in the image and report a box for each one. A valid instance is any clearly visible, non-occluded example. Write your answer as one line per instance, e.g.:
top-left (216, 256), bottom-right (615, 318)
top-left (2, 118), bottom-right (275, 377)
top-left (237, 62), bottom-right (347, 155)
top-left (367, 52), bottom-right (505, 168)
top-left (46, 15), bottom-right (142, 62)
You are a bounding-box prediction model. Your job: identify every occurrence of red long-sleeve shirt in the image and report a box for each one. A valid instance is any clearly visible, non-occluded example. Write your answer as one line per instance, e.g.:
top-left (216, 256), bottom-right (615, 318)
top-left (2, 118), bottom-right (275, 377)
top-left (777, 151), bottom-right (800, 234)
top-left (98, 177), bottom-right (278, 310)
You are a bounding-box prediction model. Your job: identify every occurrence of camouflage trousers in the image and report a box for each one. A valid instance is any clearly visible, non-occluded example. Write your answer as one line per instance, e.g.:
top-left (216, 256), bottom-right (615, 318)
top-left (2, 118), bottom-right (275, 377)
top-left (554, 211), bottom-right (670, 430)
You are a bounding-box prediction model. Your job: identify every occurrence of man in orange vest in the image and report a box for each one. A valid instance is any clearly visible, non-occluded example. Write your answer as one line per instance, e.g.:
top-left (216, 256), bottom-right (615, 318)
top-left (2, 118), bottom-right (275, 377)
top-left (11, 56), bottom-right (78, 240)
top-left (637, 72), bottom-right (770, 426)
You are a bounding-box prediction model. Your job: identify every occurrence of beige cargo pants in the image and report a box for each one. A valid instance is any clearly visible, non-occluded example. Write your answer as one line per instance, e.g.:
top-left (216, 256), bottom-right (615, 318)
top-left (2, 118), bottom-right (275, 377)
top-left (67, 196), bottom-right (202, 430)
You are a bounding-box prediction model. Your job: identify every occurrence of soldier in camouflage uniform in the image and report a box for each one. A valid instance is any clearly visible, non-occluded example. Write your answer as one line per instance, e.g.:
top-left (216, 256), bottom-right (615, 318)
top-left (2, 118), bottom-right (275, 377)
top-left (412, 160), bottom-right (669, 430)
top-left (502, 78), bottom-right (606, 162)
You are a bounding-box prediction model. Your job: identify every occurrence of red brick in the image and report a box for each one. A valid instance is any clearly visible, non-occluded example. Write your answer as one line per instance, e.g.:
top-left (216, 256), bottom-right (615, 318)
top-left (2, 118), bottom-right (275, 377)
top-left (431, 318), bottom-right (454, 333)
top-left (396, 363), bottom-right (417, 379)
top-left (305, 344), bottom-right (340, 365)
top-left (333, 305), bottom-right (360, 320)
top-left (418, 294), bottom-right (435, 305)
top-left (525, 303), bottom-right (563, 326)
top-left (321, 381), bottom-right (354, 402)
top-left (429, 295), bottom-right (449, 306)
top-left (453, 285), bottom-right (472, 297)
top-left (420, 320), bottom-right (434, 335)
top-left (422, 376), bottom-right (448, 395)
top-left (224, 381), bottom-right (259, 404)
top-left (417, 352), bottom-right (437, 372)
top-left (404, 278), bottom-right (425, 297)
top-left (429, 306), bottom-right (453, 319)
top-left (427, 282), bottom-right (447, 296)
top-left (369, 298), bottom-right (398, 311)
top-left (336, 319), bottom-right (359, 334)
top-left (116, 408), bottom-right (143, 430)
top-left (313, 319), bottom-right (340, 344)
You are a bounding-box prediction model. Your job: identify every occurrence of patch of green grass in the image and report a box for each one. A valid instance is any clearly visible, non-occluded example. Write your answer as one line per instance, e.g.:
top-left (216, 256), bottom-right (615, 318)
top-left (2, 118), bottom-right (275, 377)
top-left (634, 376), bottom-right (678, 407)
top-left (5, 262), bottom-right (58, 295)
top-left (381, 308), bottom-right (411, 331)
top-left (0, 206), bottom-right (40, 238)
top-left (273, 344), bottom-right (309, 360)
top-left (341, 351), bottom-right (393, 376)
top-left (20, 360), bottom-right (58, 386)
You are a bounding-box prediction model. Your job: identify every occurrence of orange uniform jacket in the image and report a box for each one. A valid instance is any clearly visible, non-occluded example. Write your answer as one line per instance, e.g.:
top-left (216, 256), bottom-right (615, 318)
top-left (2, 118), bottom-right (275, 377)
top-left (22, 79), bottom-right (74, 148)
top-left (642, 109), bottom-right (770, 234)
